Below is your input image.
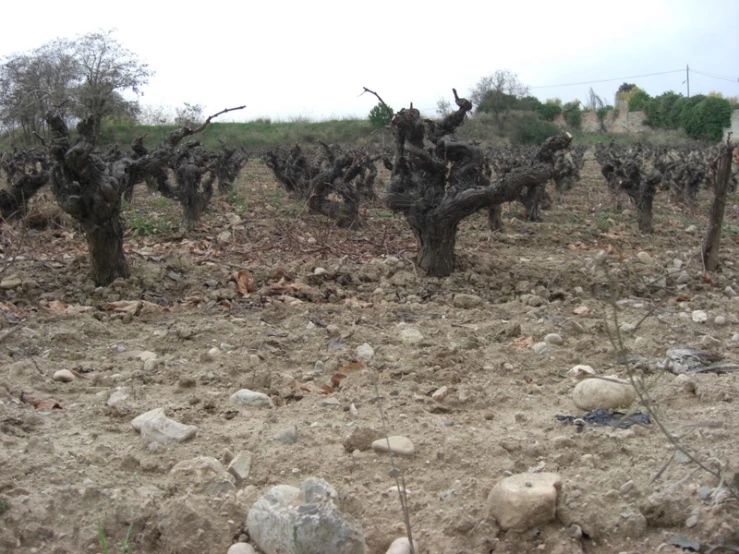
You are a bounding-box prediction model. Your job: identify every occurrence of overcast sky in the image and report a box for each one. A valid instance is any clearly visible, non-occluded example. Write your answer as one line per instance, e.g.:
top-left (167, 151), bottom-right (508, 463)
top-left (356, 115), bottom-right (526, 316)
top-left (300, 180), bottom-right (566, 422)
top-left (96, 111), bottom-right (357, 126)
top-left (2, 0), bottom-right (738, 122)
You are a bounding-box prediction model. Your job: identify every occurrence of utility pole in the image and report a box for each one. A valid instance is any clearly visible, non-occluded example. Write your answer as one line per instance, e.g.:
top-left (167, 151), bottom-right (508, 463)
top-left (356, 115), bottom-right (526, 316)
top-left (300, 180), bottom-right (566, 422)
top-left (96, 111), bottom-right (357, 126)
top-left (686, 65), bottom-right (690, 98)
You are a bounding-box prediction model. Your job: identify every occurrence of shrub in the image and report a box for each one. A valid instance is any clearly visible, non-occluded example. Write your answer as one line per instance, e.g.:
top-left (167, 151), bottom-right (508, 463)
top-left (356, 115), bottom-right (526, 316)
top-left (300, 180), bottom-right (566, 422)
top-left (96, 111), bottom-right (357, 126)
top-left (509, 113), bottom-right (560, 145)
top-left (536, 101), bottom-right (563, 121)
top-left (368, 103), bottom-right (394, 128)
top-left (562, 100), bottom-right (582, 130)
top-left (682, 96), bottom-right (732, 142)
top-left (628, 90), bottom-right (651, 112)
top-left (645, 91), bottom-right (682, 129)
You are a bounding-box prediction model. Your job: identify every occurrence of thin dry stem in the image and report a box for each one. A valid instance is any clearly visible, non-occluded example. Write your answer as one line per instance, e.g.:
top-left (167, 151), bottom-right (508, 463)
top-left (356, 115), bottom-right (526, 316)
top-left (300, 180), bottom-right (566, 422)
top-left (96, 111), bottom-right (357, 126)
top-left (372, 382), bottom-right (416, 554)
top-left (596, 257), bottom-right (739, 502)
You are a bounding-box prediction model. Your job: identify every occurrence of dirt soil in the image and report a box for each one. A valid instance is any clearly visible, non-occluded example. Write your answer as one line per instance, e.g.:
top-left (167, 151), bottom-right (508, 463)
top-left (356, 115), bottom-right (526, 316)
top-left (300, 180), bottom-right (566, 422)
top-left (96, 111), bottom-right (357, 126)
top-left (0, 157), bottom-right (738, 554)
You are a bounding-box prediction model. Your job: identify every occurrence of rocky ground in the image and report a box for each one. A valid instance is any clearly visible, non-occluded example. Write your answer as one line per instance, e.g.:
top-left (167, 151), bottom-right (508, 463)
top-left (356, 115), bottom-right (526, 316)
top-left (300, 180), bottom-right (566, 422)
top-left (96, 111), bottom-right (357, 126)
top-left (0, 157), bottom-right (738, 554)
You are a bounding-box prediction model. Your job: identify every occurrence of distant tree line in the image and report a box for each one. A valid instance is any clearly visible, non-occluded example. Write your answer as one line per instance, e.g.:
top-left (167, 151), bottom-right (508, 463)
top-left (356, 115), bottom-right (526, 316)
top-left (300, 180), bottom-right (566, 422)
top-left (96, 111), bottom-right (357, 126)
top-left (617, 83), bottom-right (734, 142)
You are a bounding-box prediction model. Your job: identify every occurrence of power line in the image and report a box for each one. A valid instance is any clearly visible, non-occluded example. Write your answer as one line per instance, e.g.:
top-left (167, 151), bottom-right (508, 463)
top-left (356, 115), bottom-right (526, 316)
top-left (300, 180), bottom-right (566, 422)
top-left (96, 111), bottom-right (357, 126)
top-left (530, 69), bottom-right (685, 89)
top-left (691, 69), bottom-right (738, 83)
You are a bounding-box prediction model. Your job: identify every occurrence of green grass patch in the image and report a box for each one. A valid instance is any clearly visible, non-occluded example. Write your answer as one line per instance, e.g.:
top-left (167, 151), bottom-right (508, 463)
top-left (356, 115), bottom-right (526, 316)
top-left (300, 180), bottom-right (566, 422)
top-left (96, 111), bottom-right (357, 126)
top-left (126, 211), bottom-right (174, 236)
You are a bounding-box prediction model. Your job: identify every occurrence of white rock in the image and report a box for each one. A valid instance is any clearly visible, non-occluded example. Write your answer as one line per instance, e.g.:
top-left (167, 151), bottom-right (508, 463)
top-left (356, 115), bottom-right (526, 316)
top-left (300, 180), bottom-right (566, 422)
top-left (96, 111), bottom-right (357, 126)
top-left (673, 259), bottom-right (684, 269)
top-left (636, 251), bottom-right (652, 264)
top-left (143, 358), bottom-right (157, 372)
top-left (732, 334), bottom-right (739, 343)
top-left (571, 377), bottom-right (636, 411)
top-left (691, 310), bottom-right (708, 323)
top-left (227, 213), bottom-right (243, 226)
top-left (227, 543), bottom-right (255, 554)
top-left (0, 276), bottom-right (21, 289)
top-left (567, 365), bottom-right (596, 381)
top-left (53, 369), bottom-right (75, 383)
top-left (385, 537), bottom-right (420, 554)
top-left (313, 267), bottom-right (327, 275)
top-left (400, 328), bottom-right (423, 344)
top-left (487, 472), bottom-right (561, 531)
top-left (714, 316), bottom-right (727, 326)
top-left (371, 436), bottom-right (415, 457)
top-left (725, 286), bottom-right (737, 297)
top-left (131, 408), bottom-right (166, 431)
top-left (169, 456), bottom-right (235, 495)
top-left (274, 426), bottom-right (298, 445)
top-left (700, 335), bottom-right (721, 347)
top-left (619, 322), bottom-right (637, 334)
top-left (138, 351), bottom-right (157, 362)
top-left (544, 333), bottom-right (563, 345)
top-left (218, 231), bottom-right (232, 244)
top-left (107, 387), bottom-right (131, 408)
top-left (677, 271), bottom-right (691, 285)
top-left (685, 225), bottom-right (697, 233)
top-left (247, 478), bottom-right (366, 554)
top-left (531, 342), bottom-right (549, 355)
top-left (132, 409), bottom-right (198, 445)
top-left (229, 389), bottom-right (274, 408)
top-left (453, 293), bottom-right (483, 309)
top-left (227, 451), bottom-right (253, 482)
top-left (431, 386), bottom-right (449, 401)
top-left (355, 343), bottom-right (374, 362)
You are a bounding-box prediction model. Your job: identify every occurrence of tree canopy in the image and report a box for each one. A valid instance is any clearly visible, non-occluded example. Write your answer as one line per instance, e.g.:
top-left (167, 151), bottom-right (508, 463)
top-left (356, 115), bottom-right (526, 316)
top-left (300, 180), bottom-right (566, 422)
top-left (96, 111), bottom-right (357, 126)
top-left (0, 30), bottom-right (152, 144)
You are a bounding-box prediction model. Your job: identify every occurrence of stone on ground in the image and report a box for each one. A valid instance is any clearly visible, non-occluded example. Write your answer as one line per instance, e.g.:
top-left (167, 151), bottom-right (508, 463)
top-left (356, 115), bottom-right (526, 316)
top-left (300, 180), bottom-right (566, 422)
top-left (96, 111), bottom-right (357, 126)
top-left (131, 408), bottom-right (198, 445)
top-left (571, 377), bottom-right (636, 411)
top-left (229, 389), bottom-right (275, 408)
top-left (487, 472), bottom-right (561, 531)
top-left (227, 542), bottom-right (256, 554)
top-left (247, 477), bottom-right (366, 554)
top-left (169, 456), bottom-right (235, 495)
top-left (385, 537), bottom-right (420, 554)
top-left (371, 436), bottom-right (415, 457)
top-left (453, 293), bottom-right (483, 309)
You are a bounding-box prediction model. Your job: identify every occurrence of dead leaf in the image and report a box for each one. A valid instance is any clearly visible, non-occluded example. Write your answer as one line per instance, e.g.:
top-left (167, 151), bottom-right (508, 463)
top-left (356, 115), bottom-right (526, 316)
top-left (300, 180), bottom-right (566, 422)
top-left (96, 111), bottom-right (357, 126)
top-left (299, 383), bottom-right (312, 392)
top-left (104, 300), bottom-right (164, 316)
top-left (330, 372), bottom-right (347, 386)
top-left (338, 361), bottom-right (364, 373)
top-left (318, 384), bottom-right (334, 394)
top-left (20, 391), bottom-right (63, 410)
top-left (509, 336), bottom-right (535, 348)
top-left (46, 300), bottom-right (67, 312)
top-left (341, 297), bottom-right (373, 308)
top-left (231, 269), bottom-right (256, 295)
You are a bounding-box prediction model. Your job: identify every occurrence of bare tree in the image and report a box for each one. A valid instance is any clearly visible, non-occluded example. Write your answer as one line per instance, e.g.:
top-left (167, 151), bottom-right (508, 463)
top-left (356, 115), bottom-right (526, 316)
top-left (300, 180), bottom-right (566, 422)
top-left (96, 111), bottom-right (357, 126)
top-left (469, 70), bottom-right (529, 127)
top-left (1, 30), bottom-right (151, 145)
top-left (174, 102), bottom-right (205, 127)
top-left (72, 30), bottom-right (152, 142)
top-left (0, 39), bottom-right (78, 143)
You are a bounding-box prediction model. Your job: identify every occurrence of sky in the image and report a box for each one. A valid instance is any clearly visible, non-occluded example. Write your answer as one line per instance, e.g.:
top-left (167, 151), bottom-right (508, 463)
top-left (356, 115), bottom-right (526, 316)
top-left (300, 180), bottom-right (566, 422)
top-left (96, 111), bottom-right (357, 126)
top-left (2, 0), bottom-right (738, 122)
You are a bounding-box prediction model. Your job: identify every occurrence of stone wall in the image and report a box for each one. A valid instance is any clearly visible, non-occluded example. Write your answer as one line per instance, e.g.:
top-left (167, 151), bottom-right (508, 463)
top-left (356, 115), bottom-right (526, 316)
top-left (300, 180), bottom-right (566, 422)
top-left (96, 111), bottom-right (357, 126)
top-left (553, 102), bottom-right (649, 135)
top-left (724, 110), bottom-right (739, 141)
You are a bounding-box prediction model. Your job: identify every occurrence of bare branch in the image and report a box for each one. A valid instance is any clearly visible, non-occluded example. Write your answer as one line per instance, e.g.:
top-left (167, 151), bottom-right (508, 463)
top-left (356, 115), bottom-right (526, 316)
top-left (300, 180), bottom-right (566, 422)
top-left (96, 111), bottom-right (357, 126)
top-left (361, 87), bottom-right (391, 113)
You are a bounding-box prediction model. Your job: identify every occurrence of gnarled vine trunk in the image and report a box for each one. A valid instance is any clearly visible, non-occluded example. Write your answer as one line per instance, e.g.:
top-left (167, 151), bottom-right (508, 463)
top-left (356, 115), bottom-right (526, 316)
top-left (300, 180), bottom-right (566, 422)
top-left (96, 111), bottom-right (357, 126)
top-left (384, 88), bottom-right (572, 276)
top-left (46, 113), bottom-right (130, 285)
